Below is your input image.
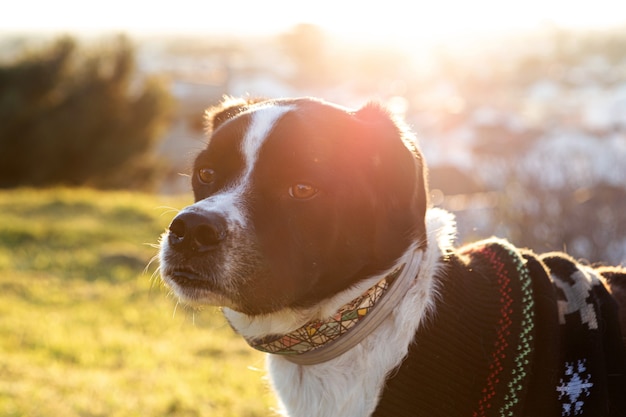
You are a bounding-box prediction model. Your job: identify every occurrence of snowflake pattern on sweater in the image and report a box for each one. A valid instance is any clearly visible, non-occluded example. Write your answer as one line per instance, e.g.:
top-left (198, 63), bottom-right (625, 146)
top-left (542, 252), bottom-right (625, 417)
top-left (557, 359), bottom-right (593, 416)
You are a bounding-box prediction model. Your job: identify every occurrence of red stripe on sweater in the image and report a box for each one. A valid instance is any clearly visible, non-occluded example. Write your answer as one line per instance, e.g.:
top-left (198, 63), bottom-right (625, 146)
top-left (472, 247), bottom-right (513, 417)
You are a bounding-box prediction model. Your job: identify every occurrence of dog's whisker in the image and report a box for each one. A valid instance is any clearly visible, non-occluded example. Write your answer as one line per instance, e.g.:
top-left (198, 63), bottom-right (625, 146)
top-left (149, 265), bottom-right (162, 286)
top-left (144, 252), bottom-right (159, 273)
top-left (155, 205), bottom-right (181, 211)
top-left (155, 205), bottom-right (181, 218)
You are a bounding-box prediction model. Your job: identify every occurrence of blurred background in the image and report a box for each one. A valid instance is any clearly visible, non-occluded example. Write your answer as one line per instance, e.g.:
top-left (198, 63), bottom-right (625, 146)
top-left (2, 0), bottom-right (626, 263)
top-left (1, 1), bottom-right (626, 415)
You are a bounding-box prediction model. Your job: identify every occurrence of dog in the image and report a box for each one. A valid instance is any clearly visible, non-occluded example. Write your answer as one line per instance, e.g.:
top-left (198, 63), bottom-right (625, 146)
top-left (159, 97), bottom-right (626, 417)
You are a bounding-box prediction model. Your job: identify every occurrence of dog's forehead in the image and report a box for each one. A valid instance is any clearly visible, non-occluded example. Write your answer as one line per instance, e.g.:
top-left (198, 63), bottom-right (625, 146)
top-left (197, 99), bottom-right (362, 197)
top-left (207, 99), bottom-right (353, 161)
top-left (240, 104), bottom-right (295, 169)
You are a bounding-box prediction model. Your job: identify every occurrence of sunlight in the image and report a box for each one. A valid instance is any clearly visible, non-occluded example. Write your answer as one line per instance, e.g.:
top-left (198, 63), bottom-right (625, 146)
top-left (3, 0), bottom-right (624, 44)
top-left (313, 0), bottom-right (626, 46)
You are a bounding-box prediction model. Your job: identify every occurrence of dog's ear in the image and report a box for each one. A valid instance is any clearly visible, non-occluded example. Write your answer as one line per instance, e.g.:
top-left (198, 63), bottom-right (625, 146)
top-left (354, 101), bottom-right (393, 125)
top-left (356, 102), bottom-right (429, 246)
top-left (355, 102), bottom-right (418, 152)
top-left (354, 101), bottom-right (423, 162)
top-left (204, 96), bottom-right (266, 134)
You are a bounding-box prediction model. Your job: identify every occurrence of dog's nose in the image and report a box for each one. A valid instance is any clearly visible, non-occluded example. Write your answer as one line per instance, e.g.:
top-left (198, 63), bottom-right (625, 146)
top-left (167, 211), bottom-right (226, 253)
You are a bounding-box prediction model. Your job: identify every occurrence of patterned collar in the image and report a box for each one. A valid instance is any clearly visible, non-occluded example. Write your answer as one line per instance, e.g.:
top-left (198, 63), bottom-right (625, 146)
top-left (245, 264), bottom-right (409, 365)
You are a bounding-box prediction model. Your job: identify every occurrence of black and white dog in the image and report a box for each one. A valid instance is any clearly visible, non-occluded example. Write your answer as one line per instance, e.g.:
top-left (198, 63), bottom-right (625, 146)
top-left (159, 97), bottom-right (626, 417)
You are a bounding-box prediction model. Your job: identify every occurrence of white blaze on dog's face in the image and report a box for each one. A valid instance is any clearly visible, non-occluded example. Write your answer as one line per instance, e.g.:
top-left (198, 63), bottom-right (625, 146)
top-left (159, 98), bottom-right (428, 315)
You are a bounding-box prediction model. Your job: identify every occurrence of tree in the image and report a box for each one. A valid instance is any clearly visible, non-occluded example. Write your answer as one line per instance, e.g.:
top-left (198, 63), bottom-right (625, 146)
top-left (0, 35), bottom-right (172, 189)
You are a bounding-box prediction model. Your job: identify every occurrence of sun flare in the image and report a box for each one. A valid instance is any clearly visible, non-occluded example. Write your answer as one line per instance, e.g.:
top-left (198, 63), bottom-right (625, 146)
top-left (2, 0), bottom-right (624, 45)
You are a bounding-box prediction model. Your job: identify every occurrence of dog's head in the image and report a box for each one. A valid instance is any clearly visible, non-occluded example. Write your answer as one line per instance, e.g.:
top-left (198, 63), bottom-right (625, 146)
top-left (159, 97), bottom-right (428, 315)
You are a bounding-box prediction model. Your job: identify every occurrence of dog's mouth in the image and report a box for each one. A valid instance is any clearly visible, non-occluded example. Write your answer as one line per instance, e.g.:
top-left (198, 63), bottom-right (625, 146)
top-left (168, 268), bottom-right (209, 287)
top-left (162, 267), bottom-right (237, 308)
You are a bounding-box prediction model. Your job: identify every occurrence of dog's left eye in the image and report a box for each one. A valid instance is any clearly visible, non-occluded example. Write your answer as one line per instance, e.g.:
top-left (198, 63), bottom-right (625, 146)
top-left (197, 168), bottom-right (216, 185)
top-left (289, 183), bottom-right (318, 200)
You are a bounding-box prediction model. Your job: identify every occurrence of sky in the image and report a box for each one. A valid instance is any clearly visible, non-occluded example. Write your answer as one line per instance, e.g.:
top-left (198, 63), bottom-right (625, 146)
top-left (2, 0), bottom-right (626, 43)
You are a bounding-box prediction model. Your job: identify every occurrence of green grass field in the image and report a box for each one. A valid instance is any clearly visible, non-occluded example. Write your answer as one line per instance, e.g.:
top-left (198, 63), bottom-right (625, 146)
top-left (0, 188), bottom-right (275, 417)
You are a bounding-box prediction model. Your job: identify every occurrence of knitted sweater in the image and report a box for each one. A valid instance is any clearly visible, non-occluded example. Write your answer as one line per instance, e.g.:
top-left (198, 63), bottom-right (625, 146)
top-left (372, 238), bottom-right (626, 417)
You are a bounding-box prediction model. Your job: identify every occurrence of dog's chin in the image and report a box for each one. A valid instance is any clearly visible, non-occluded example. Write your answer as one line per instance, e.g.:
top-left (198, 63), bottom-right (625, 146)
top-left (162, 269), bottom-right (239, 309)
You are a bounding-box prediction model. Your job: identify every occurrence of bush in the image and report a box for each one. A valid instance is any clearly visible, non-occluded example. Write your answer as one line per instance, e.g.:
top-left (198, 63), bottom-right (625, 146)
top-left (0, 35), bottom-right (173, 189)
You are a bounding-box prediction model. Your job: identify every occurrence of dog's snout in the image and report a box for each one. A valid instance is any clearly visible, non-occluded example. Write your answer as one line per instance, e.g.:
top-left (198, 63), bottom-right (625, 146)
top-left (168, 211), bottom-right (226, 253)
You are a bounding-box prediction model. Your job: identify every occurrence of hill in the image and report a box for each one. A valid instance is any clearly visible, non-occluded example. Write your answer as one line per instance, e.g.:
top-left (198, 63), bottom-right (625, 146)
top-left (0, 188), bottom-right (273, 417)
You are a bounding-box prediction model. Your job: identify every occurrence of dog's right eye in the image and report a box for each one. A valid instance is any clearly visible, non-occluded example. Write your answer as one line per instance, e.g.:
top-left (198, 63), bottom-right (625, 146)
top-left (197, 168), bottom-right (216, 185)
top-left (289, 183), bottom-right (318, 200)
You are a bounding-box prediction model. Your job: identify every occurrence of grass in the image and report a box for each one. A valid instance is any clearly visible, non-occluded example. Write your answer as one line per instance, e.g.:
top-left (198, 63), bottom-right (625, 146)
top-left (0, 188), bottom-right (275, 417)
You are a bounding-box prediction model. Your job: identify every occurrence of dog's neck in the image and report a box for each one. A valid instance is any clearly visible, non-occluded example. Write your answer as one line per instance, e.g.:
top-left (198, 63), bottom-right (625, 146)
top-left (244, 247), bottom-right (424, 365)
top-left (223, 243), bottom-right (425, 364)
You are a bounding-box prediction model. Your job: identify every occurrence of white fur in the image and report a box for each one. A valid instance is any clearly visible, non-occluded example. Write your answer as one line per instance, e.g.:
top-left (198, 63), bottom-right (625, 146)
top-left (179, 192), bottom-right (245, 227)
top-left (241, 104), bottom-right (293, 181)
top-left (226, 208), bottom-right (457, 417)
